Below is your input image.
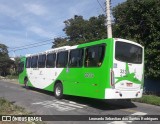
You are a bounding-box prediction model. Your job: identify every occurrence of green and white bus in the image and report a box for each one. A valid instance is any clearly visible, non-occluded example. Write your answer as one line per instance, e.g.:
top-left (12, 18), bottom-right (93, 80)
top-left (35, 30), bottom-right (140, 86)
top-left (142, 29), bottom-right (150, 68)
top-left (18, 38), bottom-right (144, 99)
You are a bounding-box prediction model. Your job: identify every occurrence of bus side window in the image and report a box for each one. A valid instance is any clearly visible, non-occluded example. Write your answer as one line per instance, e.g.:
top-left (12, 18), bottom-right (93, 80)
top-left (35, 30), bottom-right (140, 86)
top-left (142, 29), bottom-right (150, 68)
top-left (26, 57), bottom-right (31, 68)
top-left (46, 53), bottom-right (56, 68)
top-left (31, 56), bottom-right (38, 68)
top-left (38, 54), bottom-right (46, 68)
top-left (69, 48), bottom-right (83, 68)
top-left (85, 45), bottom-right (105, 67)
top-left (85, 46), bottom-right (97, 67)
top-left (56, 51), bottom-right (68, 68)
top-left (98, 45), bottom-right (105, 66)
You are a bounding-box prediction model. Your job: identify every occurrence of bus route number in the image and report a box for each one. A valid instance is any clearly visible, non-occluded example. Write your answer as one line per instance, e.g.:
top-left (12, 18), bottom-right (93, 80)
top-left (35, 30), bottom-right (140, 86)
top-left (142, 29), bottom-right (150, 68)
top-left (120, 69), bottom-right (127, 77)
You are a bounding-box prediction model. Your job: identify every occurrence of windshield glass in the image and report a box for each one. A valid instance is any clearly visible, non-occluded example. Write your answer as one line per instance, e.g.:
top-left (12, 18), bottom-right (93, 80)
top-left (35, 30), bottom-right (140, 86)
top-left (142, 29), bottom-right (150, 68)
top-left (115, 41), bottom-right (142, 64)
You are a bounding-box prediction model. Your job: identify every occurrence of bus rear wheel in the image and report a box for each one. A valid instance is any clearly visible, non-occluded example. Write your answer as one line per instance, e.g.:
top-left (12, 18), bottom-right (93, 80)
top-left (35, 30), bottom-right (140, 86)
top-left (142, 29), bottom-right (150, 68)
top-left (54, 83), bottom-right (63, 99)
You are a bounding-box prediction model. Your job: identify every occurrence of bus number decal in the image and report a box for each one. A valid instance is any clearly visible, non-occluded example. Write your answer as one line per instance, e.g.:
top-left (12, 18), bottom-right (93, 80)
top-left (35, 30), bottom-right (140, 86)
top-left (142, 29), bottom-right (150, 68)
top-left (84, 73), bottom-right (94, 78)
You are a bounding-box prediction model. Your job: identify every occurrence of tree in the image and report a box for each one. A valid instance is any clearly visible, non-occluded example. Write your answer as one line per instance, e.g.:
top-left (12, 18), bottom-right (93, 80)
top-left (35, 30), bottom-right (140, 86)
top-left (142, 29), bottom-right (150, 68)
top-left (13, 57), bottom-right (20, 75)
top-left (52, 14), bottom-right (107, 47)
top-left (0, 44), bottom-right (13, 76)
top-left (63, 15), bottom-right (88, 43)
top-left (0, 44), bottom-right (9, 57)
top-left (112, 0), bottom-right (160, 79)
top-left (52, 37), bottom-right (68, 48)
top-left (87, 15), bottom-right (107, 41)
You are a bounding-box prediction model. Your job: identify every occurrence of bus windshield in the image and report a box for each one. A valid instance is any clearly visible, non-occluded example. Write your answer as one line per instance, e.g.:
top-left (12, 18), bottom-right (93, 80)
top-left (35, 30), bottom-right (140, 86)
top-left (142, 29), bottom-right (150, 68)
top-left (115, 41), bottom-right (142, 64)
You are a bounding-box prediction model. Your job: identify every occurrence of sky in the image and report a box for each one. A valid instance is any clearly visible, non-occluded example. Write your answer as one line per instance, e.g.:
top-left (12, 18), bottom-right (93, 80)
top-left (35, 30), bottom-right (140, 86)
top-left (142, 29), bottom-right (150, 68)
top-left (0, 0), bottom-right (126, 57)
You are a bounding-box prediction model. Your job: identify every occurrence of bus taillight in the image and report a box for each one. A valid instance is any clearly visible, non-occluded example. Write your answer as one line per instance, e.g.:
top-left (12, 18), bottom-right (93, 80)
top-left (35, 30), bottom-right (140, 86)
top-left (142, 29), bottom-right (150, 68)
top-left (110, 69), bottom-right (115, 88)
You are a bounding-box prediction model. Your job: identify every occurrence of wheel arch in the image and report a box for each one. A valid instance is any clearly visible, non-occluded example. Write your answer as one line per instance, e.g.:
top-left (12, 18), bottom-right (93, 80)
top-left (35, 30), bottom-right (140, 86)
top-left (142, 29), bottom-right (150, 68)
top-left (54, 80), bottom-right (63, 90)
top-left (24, 76), bottom-right (28, 83)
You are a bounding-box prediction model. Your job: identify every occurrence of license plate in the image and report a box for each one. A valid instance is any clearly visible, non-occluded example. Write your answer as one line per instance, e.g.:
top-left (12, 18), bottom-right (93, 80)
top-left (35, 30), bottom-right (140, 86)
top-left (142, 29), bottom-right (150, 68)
top-left (126, 83), bottom-right (133, 87)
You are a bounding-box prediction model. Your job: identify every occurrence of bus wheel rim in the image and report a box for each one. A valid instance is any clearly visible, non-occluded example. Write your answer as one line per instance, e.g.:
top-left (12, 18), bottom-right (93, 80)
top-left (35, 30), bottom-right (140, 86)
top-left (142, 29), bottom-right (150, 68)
top-left (56, 87), bottom-right (61, 96)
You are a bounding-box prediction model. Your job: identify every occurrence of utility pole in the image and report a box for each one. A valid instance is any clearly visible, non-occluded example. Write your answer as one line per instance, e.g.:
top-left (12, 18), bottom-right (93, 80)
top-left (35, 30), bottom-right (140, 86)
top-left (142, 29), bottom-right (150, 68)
top-left (106, 0), bottom-right (112, 38)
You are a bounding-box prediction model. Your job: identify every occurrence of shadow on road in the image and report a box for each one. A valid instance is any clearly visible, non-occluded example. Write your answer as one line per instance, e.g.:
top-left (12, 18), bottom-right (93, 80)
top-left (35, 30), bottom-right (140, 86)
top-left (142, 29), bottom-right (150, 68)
top-left (23, 86), bottom-right (137, 110)
top-left (64, 96), bottom-right (137, 110)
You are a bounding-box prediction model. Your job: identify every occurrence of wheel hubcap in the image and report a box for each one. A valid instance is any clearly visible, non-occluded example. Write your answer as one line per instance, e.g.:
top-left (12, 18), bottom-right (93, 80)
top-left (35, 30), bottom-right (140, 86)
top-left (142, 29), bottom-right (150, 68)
top-left (56, 87), bottom-right (61, 96)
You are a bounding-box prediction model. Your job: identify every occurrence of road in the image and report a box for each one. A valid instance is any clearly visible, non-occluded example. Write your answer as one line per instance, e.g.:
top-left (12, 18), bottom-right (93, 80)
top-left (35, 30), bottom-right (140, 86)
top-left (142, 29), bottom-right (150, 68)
top-left (0, 80), bottom-right (160, 124)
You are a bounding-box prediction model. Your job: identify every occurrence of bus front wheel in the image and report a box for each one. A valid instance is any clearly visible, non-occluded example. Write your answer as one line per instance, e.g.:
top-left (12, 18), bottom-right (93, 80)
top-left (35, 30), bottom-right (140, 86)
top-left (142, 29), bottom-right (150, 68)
top-left (54, 83), bottom-right (63, 99)
top-left (24, 78), bottom-right (29, 89)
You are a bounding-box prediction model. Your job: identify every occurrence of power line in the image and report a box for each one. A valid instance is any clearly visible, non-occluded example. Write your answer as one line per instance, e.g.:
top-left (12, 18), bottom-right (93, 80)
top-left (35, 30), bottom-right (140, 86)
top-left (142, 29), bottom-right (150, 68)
top-left (96, 0), bottom-right (105, 13)
top-left (7, 0), bottom-right (108, 52)
top-left (8, 35), bottom-right (66, 52)
top-left (8, 19), bottom-right (151, 53)
top-left (9, 18), bottom-right (154, 52)
top-left (9, 41), bottom-right (53, 52)
top-left (9, 38), bottom-right (54, 50)
top-left (9, 35), bottom-right (66, 50)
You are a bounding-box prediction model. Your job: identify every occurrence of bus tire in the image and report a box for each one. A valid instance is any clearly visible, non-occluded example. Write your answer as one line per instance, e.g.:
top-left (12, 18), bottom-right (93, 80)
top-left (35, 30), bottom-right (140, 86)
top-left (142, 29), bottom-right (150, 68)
top-left (54, 82), bottom-right (63, 99)
top-left (24, 78), bottom-right (29, 89)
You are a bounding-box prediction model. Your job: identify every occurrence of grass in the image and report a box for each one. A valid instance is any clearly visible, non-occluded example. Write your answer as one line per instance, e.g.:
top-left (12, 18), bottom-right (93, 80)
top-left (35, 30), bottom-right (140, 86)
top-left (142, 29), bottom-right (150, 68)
top-left (0, 98), bottom-right (28, 115)
top-left (132, 95), bottom-right (160, 106)
top-left (0, 98), bottom-right (44, 124)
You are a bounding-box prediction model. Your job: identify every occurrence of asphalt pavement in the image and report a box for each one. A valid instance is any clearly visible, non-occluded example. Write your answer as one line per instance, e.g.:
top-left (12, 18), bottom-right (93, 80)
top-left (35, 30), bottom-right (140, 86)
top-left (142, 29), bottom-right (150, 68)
top-left (0, 80), bottom-right (160, 124)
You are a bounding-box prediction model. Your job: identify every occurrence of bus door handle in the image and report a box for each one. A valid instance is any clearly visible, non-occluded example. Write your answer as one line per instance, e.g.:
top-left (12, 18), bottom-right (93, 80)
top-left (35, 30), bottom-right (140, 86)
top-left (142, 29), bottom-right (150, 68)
top-left (75, 82), bottom-right (79, 84)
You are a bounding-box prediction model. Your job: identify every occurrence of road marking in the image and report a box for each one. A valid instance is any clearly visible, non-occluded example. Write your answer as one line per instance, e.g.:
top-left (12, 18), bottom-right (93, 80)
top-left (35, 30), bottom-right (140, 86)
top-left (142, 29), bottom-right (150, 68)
top-left (126, 112), bottom-right (147, 123)
top-left (45, 103), bottom-right (75, 111)
top-left (131, 112), bottom-right (147, 115)
top-left (54, 101), bottom-right (83, 108)
top-left (108, 112), bottom-right (147, 124)
top-left (120, 109), bottom-right (139, 113)
top-left (32, 100), bottom-right (86, 112)
top-left (109, 121), bottom-right (128, 124)
top-left (69, 101), bottom-right (87, 106)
